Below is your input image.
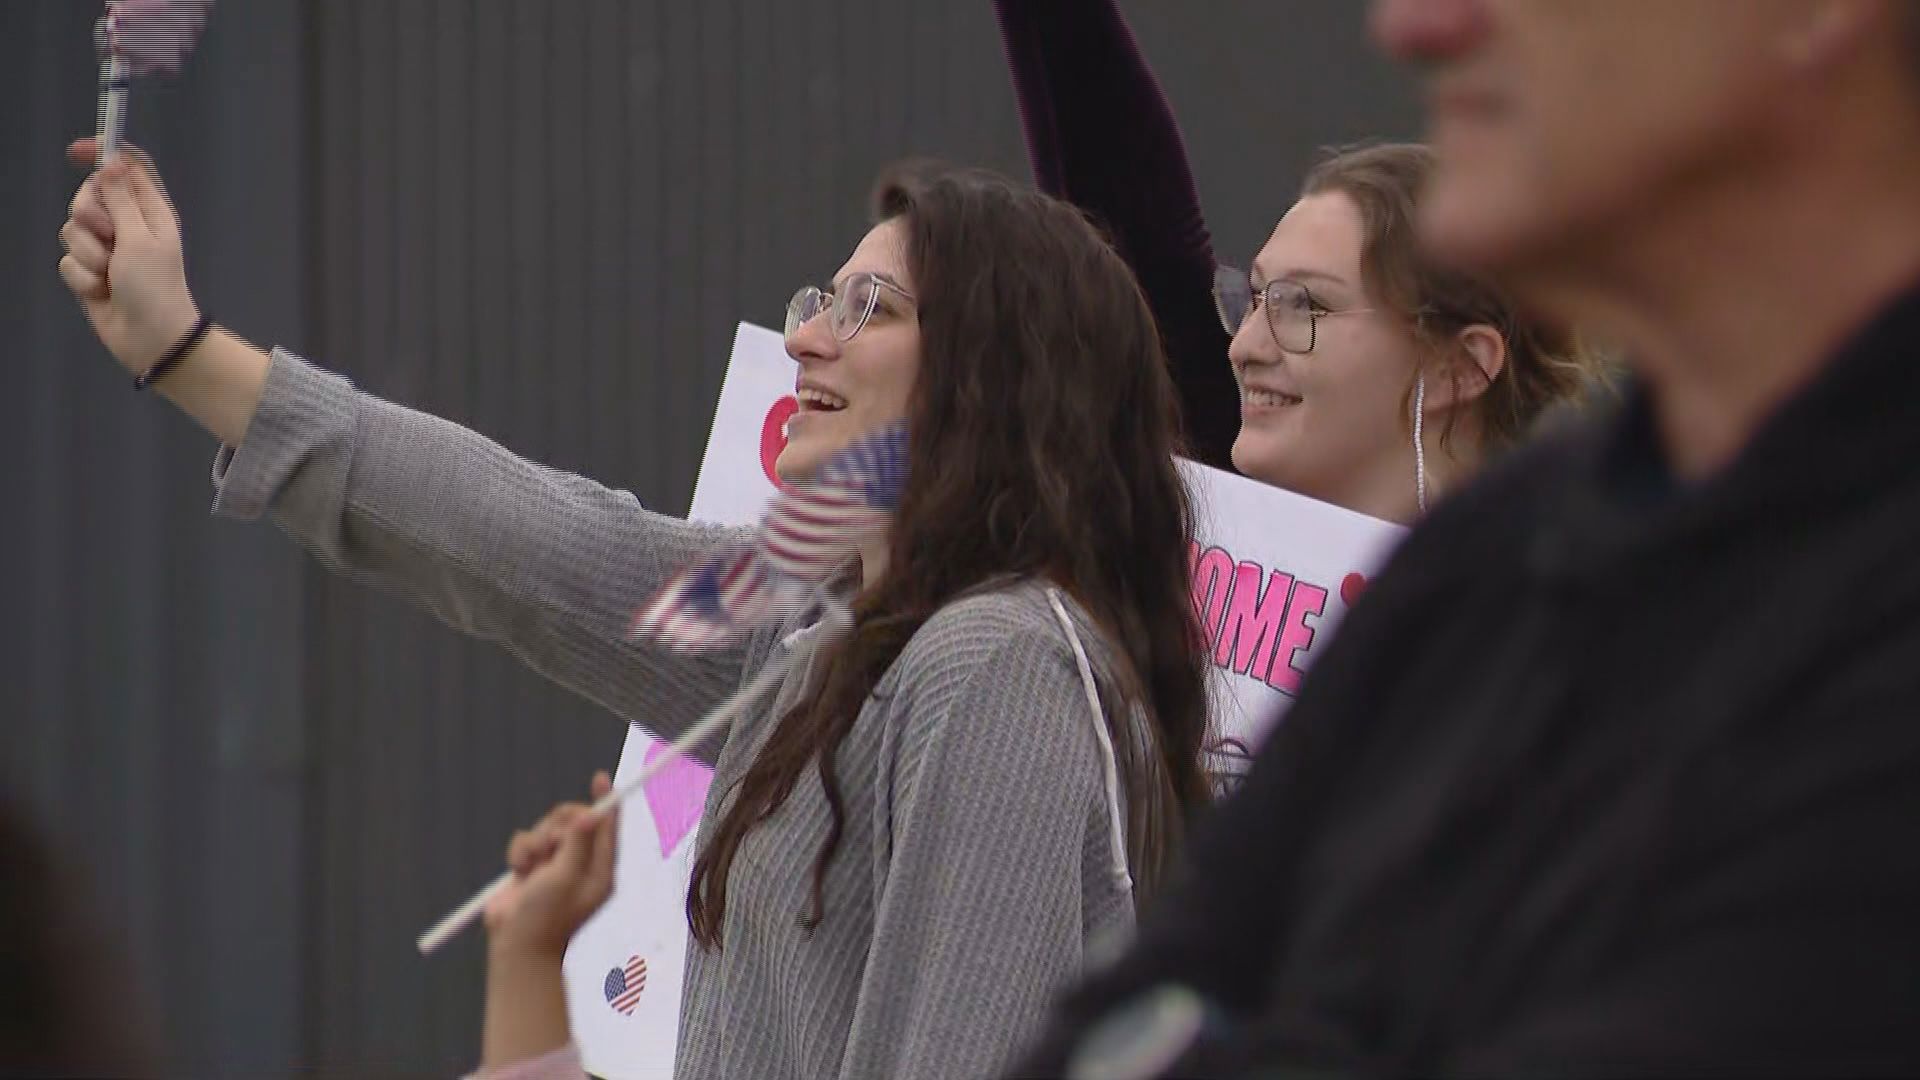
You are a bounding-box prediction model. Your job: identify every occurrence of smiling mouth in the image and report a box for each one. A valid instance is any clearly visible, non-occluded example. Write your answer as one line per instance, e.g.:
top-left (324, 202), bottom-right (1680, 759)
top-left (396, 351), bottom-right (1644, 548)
top-left (1243, 388), bottom-right (1302, 409)
top-left (796, 387), bottom-right (848, 413)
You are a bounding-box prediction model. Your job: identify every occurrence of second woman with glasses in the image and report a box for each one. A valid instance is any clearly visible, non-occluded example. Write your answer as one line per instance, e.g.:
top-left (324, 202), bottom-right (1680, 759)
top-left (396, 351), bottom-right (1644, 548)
top-left (996, 0), bottom-right (1599, 523)
top-left (59, 144), bottom-right (1211, 1079)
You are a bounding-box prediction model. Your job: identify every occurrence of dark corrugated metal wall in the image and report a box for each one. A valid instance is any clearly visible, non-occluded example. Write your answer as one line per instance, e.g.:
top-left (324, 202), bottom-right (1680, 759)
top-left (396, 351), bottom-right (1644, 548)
top-left (4, 0), bottom-right (1415, 1073)
top-left (4, 1), bottom-right (312, 1074)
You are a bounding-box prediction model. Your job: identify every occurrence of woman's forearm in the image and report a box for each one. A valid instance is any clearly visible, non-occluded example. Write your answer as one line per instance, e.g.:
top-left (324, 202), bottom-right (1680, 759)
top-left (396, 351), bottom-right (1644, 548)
top-left (480, 945), bottom-right (572, 1071)
top-left (994, 0), bottom-right (1240, 470)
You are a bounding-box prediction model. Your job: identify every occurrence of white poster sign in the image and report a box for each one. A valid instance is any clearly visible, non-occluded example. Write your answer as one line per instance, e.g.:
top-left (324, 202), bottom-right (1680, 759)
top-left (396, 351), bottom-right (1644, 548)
top-left (563, 322), bottom-right (1404, 1077)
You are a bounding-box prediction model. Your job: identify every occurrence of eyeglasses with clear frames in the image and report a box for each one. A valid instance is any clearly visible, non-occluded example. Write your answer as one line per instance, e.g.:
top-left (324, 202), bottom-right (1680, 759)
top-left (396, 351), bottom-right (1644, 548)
top-left (1212, 265), bottom-right (1379, 354)
top-left (785, 271), bottom-right (917, 343)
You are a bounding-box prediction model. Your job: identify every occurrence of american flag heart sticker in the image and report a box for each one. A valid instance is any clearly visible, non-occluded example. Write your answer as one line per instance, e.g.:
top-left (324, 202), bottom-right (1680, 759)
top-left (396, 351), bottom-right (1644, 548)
top-left (603, 955), bottom-right (648, 1016)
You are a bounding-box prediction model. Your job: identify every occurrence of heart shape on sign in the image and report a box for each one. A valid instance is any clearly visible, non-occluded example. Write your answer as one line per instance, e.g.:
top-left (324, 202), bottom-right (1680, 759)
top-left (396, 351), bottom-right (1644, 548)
top-left (643, 740), bottom-right (713, 858)
top-left (603, 955), bottom-right (649, 1015)
top-left (1339, 572), bottom-right (1368, 608)
top-left (760, 395), bottom-right (799, 486)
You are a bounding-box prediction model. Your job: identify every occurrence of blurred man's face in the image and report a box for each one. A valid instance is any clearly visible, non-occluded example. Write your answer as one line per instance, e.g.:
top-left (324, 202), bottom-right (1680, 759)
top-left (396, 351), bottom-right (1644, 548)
top-left (1370, 0), bottom-right (1810, 278)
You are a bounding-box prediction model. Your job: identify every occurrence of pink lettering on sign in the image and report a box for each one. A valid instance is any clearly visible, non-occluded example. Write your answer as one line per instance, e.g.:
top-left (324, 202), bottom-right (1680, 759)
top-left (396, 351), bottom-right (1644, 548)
top-left (1269, 580), bottom-right (1326, 694)
top-left (1186, 543), bottom-right (1332, 697)
top-left (1212, 563), bottom-right (1297, 684)
top-left (1189, 541), bottom-right (1235, 644)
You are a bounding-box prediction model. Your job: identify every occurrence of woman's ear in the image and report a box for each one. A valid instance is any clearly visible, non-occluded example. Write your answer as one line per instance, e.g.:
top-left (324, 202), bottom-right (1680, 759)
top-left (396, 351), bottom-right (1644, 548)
top-left (1421, 323), bottom-right (1508, 412)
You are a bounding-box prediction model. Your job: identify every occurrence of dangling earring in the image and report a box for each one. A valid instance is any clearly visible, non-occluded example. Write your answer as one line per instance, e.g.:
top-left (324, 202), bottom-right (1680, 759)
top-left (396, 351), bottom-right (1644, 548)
top-left (1412, 375), bottom-right (1430, 515)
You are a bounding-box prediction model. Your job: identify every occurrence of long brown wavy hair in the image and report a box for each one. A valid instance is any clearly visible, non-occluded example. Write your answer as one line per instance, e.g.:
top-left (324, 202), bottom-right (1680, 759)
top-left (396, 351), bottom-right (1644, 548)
top-left (686, 164), bottom-right (1212, 948)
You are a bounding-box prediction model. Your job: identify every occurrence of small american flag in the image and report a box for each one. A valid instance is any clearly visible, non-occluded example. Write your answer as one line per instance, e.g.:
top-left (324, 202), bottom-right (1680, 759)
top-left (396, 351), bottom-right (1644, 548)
top-left (631, 422), bottom-right (908, 649)
top-left (105, 0), bottom-right (215, 76)
top-left (603, 955), bottom-right (648, 1015)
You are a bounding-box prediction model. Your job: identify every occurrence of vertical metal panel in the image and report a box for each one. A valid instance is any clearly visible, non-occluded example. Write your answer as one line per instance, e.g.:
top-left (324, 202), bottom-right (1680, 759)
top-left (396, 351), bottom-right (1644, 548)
top-left (1, 0), bottom-right (312, 1073)
top-left (1118, 0), bottom-right (1423, 265)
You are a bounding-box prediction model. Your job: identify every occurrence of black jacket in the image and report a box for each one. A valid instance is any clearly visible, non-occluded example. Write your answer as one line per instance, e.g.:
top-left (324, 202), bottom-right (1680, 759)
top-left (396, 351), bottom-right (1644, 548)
top-left (1010, 286), bottom-right (1920, 1079)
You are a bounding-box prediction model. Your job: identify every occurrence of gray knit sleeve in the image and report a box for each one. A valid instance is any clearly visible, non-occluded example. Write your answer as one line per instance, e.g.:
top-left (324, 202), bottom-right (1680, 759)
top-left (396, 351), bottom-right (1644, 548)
top-left (209, 347), bottom-right (751, 750)
top-left (838, 598), bottom-right (1130, 1080)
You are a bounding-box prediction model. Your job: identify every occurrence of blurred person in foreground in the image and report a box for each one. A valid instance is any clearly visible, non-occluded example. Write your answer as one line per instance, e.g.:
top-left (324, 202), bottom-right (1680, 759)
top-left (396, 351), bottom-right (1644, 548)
top-left (0, 798), bottom-right (152, 1076)
top-left (1008, 1), bottom-right (1920, 1076)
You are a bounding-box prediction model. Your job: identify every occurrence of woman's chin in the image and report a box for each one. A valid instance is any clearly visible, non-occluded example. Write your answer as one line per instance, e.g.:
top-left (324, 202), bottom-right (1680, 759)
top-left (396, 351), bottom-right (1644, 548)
top-left (774, 436), bottom-right (831, 483)
top-left (773, 449), bottom-right (814, 484)
top-left (1230, 431), bottom-right (1296, 490)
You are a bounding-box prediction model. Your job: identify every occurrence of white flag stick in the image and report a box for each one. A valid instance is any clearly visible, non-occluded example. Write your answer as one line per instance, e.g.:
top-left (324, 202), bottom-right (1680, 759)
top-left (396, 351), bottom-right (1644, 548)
top-left (416, 652), bottom-right (794, 956)
top-left (96, 23), bottom-right (129, 166)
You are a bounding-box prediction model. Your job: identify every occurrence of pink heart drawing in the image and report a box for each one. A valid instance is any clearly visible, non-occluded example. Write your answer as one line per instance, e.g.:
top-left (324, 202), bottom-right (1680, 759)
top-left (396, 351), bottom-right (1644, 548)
top-left (642, 741), bottom-right (713, 858)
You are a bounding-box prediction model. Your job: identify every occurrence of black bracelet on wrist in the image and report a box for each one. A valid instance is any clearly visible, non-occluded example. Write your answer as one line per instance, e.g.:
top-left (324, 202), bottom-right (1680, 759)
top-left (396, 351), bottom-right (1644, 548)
top-left (133, 315), bottom-right (214, 391)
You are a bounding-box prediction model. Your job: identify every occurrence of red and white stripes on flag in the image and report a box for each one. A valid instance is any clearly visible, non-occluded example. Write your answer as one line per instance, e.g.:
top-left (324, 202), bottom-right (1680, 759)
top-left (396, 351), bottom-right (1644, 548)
top-left (104, 0), bottom-right (214, 76)
top-left (603, 955), bottom-right (648, 1016)
top-left (630, 422), bottom-right (909, 650)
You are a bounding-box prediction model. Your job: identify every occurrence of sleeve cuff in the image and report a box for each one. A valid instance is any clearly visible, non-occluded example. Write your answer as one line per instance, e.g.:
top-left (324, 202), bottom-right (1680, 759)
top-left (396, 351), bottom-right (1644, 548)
top-left (209, 347), bottom-right (360, 521)
top-left (463, 1043), bottom-right (586, 1080)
